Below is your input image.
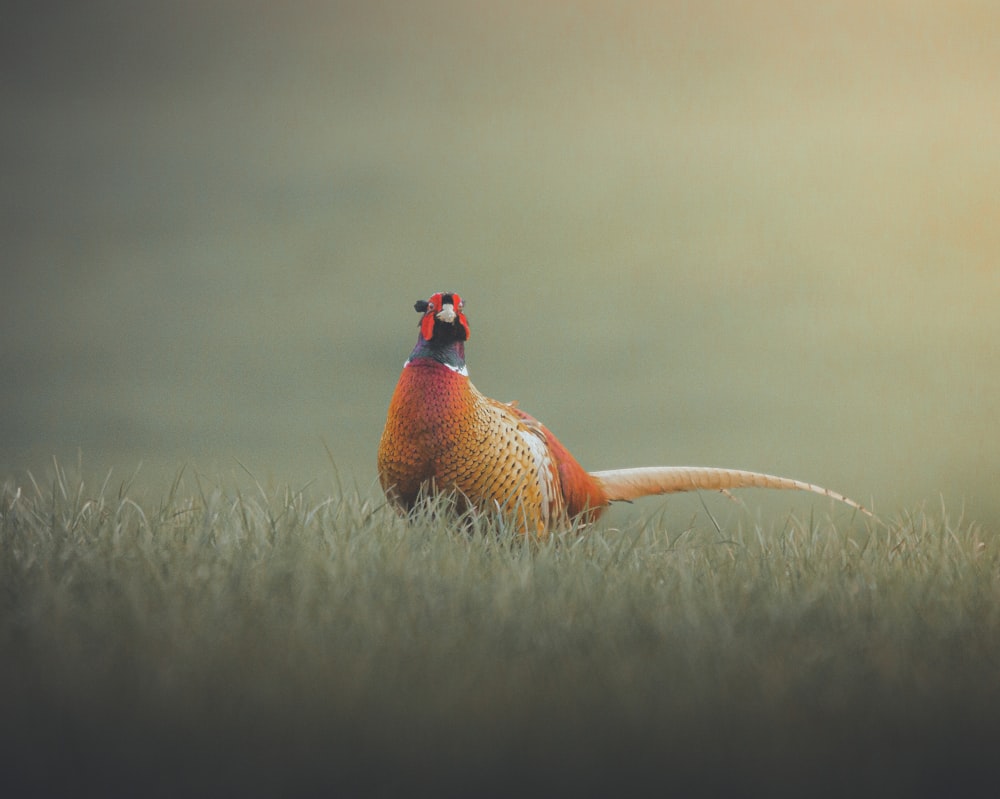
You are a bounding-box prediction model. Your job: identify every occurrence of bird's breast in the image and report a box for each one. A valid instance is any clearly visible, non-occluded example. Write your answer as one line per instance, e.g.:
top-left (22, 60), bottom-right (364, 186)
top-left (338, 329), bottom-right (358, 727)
top-left (376, 360), bottom-right (566, 532)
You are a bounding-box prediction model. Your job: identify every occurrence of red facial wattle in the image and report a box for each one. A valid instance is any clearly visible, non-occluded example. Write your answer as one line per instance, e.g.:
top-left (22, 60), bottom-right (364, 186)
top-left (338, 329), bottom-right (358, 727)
top-left (420, 305), bottom-right (437, 340)
top-left (419, 292), bottom-right (470, 341)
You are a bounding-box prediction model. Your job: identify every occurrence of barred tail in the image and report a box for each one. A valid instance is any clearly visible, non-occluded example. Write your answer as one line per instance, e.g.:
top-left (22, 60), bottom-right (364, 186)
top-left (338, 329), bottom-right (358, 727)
top-left (589, 466), bottom-right (873, 517)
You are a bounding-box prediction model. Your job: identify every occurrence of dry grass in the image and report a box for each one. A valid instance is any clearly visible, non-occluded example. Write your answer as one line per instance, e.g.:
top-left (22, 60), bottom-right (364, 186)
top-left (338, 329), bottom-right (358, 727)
top-left (2, 461), bottom-right (999, 797)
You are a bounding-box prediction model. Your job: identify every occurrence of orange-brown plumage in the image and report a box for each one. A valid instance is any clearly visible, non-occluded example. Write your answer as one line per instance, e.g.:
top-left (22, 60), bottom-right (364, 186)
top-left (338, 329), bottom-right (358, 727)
top-left (378, 358), bottom-right (600, 534)
top-left (377, 292), bottom-right (872, 535)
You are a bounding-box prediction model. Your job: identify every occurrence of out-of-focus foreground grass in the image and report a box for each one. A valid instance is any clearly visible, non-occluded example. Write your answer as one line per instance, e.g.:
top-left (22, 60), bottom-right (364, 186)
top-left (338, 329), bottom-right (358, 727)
top-left (2, 462), bottom-right (999, 797)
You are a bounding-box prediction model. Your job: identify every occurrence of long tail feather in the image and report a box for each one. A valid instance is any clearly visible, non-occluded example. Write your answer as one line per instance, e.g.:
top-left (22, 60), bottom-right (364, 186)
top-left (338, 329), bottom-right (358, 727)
top-left (590, 466), bottom-right (873, 517)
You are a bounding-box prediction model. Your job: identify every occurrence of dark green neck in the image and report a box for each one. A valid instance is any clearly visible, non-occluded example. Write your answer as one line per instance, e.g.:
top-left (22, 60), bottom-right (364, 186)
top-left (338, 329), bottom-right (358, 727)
top-left (407, 335), bottom-right (467, 374)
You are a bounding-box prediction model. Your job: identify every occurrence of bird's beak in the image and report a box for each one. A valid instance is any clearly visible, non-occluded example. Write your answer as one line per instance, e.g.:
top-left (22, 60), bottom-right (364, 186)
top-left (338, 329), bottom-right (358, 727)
top-left (436, 303), bottom-right (457, 324)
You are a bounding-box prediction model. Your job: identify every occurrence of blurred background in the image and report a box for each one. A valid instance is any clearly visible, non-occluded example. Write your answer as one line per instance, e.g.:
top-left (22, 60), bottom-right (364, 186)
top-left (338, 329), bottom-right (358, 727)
top-left (2, 1), bottom-right (997, 522)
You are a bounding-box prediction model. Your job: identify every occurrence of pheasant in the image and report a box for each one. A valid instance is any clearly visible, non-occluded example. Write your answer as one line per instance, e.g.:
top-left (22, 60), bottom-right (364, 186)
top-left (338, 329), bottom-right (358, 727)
top-left (377, 291), bottom-right (872, 535)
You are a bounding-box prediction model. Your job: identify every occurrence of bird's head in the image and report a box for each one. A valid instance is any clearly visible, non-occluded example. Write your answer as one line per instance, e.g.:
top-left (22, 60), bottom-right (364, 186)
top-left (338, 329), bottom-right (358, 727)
top-left (414, 292), bottom-right (470, 343)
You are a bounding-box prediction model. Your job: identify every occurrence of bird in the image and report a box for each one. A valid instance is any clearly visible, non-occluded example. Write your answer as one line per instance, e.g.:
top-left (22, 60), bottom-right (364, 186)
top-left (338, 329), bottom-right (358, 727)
top-left (377, 291), bottom-right (873, 535)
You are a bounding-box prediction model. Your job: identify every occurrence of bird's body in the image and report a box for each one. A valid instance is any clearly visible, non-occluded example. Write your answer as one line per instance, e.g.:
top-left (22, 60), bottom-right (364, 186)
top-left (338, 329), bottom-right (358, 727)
top-left (377, 292), bottom-right (871, 535)
top-left (379, 355), bottom-right (607, 533)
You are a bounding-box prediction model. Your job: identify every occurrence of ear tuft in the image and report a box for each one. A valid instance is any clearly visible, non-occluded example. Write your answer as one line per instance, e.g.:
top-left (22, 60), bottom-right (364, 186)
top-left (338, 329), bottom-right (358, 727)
top-left (414, 300), bottom-right (429, 313)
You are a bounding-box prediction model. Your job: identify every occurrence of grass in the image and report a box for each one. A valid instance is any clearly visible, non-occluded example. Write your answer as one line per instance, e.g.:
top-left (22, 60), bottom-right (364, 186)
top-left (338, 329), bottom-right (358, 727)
top-left (2, 462), bottom-right (999, 797)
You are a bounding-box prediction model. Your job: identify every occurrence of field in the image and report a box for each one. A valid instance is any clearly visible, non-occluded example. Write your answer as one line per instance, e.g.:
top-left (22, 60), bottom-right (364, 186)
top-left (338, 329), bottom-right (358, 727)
top-left (3, 462), bottom-right (999, 797)
top-left (4, 5), bottom-right (999, 795)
